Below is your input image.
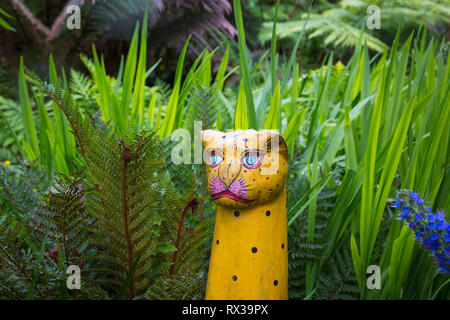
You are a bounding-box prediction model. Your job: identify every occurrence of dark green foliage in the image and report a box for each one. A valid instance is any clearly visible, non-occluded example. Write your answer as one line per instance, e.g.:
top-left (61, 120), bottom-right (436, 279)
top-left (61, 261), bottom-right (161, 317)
top-left (0, 0), bottom-right (235, 82)
top-left (0, 162), bottom-right (61, 299)
top-left (145, 274), bottom-right (204, 300)
top-left (288, 188), bottom-right (333, 299)
top-left (314, 238), bottom-right (360, 300)
top-left (81, 130), bottom-right (166, 298)
top-left (288, 187), bottom-right (358, 300)
top-left (0, 161), bottom-right (51, 218)
top-left (0, 95), bottom-right (26, 159)
top-left (0, 241), bottom-right (63, 299)
top-left (0, 58), bottom-right (15, 98)
top-left (89, 0), bottom-right (235, 67)
top-left (37, 171), bottom-right (91, 269)
top-left (0, 71), bottom-right (212, 299)
top-left (0, 161), bottom-right (112, 299)
top-left (39, 78), bottom-right (171, 297)
top-left (146, 176), bottom-right (213, 299)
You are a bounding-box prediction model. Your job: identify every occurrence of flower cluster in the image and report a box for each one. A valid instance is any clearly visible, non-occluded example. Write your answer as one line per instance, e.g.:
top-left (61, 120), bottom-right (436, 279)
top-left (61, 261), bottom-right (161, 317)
top-left (392, 189), bottom-right (450, 274)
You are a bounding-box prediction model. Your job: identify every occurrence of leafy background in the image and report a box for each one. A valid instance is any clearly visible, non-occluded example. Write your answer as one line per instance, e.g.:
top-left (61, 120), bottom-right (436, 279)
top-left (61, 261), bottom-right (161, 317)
top-left (0, 0), bottom-right (449, 299)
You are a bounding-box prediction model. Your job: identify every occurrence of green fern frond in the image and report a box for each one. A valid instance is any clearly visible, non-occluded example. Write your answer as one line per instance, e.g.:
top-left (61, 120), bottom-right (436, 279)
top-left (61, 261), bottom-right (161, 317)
top-left (261, 0), bottom-right (450, 52)
top-left (185, 81), bottom-right (220, 132)
top-left (70, 69), bottom-right (93, 98)
top-left (145, 274), bottom-right (204, 300)
top-left (37, 171), bottom-right (92, 267)
top-left (288, 188), bottom-right (335, 299)
top-left (149, 173), bottom-right (213, 299)
top-left (22, 70), bottom-right (213, 300)
top-left (315, 237), bottom-right (360, 300)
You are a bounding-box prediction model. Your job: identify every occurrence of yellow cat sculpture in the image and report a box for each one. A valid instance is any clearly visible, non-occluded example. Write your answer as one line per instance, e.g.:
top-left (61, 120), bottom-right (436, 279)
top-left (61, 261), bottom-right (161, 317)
top-left (201, 129), bottom-right (289, 300)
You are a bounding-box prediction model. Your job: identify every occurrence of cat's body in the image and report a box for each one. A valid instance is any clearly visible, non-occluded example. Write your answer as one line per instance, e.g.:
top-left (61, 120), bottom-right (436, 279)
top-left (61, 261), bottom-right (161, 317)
top-left (201, 129), bottom-right (288, 300)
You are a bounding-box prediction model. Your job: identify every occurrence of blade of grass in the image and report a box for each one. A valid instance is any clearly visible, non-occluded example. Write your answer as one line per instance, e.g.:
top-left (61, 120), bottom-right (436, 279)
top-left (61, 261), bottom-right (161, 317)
top-left (160, 37), bottom-right (190, 137)
top-left (233, 0), bottom-right (257, 129)
top-left (18, 57), bottom-right (39, 158)
top-left (234, 81), bottom-right (248, 130)
top-left (114, 255), bottom-right (141, 300)
top-left (270, 0), bottom-right (280, 94)
top-left (264, 81), bottom-right (281, 129)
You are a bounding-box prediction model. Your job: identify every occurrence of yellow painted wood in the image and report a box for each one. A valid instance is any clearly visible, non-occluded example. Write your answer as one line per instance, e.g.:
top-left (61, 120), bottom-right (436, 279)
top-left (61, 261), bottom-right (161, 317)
top-left (201, 129), bottom-right (289, 300)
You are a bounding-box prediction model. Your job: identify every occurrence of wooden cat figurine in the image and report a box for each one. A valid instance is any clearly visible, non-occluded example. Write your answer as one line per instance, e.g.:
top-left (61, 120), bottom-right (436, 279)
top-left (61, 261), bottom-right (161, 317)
top-left (201, 129), bottom-right (289, 300)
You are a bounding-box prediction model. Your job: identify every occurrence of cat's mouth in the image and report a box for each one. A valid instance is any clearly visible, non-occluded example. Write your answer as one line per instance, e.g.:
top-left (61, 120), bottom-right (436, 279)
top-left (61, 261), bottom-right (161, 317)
top-left (211, 190), bottom-right (253, 203)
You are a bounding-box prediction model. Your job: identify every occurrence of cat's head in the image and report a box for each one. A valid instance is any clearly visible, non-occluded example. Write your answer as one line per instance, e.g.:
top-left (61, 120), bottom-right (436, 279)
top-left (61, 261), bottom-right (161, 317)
top-left (201, 129), bottom-right (288, 209)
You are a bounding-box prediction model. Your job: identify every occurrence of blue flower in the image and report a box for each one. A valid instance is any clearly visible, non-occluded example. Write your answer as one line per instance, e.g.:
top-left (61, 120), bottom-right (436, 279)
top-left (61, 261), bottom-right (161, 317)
top-left (435, 212), bottom-right (445, 221)
top-left (430, 233), bottom-right (439, 241)
top-left (427, 222), bottom-right (437, 230)
top-left (430, 241), bottom-right (440, 250)
top-left (393, 189), bottom-right (449, 274)
top-left (445, 233), bottom-right (450, 243)
top-left (439, 265), bottom-right (450, 274)
top-left (437, 221), bottom-right (445, 231)
top-left (434, 252), bottom-right (444, 261)
top-left (393, 199), bottom-right (400, 208)
top-left (410, 191), bottom-right (419, 199)
top-left (422, 239), bottom-right (432, 249)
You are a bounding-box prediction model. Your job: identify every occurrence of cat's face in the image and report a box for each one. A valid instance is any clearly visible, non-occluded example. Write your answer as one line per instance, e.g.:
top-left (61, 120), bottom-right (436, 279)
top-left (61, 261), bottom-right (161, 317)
top-left (201, 130), bottom-right (288, 209)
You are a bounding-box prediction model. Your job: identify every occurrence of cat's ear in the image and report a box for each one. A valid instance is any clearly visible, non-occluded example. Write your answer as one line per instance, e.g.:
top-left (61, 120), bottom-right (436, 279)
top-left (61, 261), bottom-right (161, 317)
top-left (258, 130), bottom-right (288, 159)
top-left (200, 130), bottom-right (224, 147)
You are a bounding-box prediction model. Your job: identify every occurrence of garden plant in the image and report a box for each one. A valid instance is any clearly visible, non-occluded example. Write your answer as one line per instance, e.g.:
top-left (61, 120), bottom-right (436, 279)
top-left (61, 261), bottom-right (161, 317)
top-left (0, 0), bottom-right (449, 300)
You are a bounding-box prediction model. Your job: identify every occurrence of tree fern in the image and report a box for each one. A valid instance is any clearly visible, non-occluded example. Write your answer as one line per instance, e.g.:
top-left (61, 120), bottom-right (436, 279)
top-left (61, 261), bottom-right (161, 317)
top-left (0, 96), bottom-right (27, 156)
top-left (0, 161), bottom-right (51, 217)
top-left (89, 0), bottom-right (236, 61)
top-left (146, 174), bottom-right (213, 299)
top-left (288, 188), bottom-right (334, 299)
top-left (0, 163), bottom-right (61, 299)
top-left (23, 70), bottom-right (212, 299)
top-left (261, 0), bottom-right (450, 53)
top-left (36, 171), bottom-right (92, 267)
top-left (315, 237), bottom-right (360, 300)
top-left (145, 274), bottom-right (204, 300)
top-left (69, 69), bottom-right (98, 117)
top-left (185, 81), bottom-right (220, 132)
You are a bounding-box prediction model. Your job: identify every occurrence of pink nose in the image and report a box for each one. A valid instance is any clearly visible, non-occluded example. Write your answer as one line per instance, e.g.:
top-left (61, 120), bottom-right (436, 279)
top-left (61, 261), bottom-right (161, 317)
top-left (209, 176), bottom-right (248, 200)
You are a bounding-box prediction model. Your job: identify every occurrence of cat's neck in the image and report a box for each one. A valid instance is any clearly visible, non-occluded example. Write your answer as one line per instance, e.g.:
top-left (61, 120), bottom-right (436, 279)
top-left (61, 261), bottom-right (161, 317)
top-left (205, 187), bottom-right (288, 300)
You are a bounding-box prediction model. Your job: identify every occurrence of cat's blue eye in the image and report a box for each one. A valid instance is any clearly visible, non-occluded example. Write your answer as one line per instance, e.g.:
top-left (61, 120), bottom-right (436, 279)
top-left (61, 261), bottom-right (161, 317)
top-left (245, 155), bottom-right (258, 166)
top-left (209, 153), bottom-right (223, 168)
top-left (243, 154), bottom-right (262, 169)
